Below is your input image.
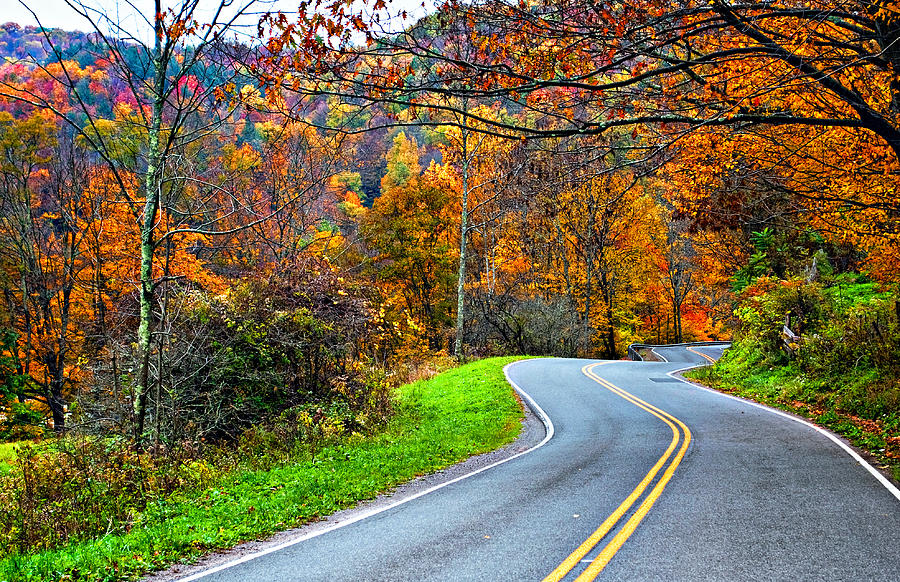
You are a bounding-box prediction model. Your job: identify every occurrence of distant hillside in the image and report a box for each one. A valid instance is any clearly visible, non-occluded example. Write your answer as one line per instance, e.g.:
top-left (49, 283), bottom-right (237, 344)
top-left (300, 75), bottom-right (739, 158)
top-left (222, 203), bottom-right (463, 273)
top-left (0, 22), bottom-right (99, 65)
top-left (0, 21), bottom-right (434, 204)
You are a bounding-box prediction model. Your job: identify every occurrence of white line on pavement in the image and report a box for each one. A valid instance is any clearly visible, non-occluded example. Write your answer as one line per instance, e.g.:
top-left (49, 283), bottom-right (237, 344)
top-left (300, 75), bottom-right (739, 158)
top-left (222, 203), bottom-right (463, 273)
top-left (176, 359), bottom-right (555, 581)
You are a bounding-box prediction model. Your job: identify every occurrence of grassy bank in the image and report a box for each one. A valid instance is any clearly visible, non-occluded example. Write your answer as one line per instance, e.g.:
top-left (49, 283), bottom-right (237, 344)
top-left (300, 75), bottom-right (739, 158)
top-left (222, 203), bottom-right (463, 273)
top-left (0, 356), bottom-right (526, 582)
top-left (687, 344), bottom-right (900, 482)
top-left (685, 275), bottom-right (900, 483)
top-left (0, 442), bottom-right (20, 475)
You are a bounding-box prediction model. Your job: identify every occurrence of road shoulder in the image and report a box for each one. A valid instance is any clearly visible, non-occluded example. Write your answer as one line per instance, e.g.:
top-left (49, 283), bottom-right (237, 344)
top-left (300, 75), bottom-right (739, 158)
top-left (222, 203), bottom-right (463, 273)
top-left (143, 397), bottom-right (547, 582)
top-left (672, 369), bottom-right (900, 495)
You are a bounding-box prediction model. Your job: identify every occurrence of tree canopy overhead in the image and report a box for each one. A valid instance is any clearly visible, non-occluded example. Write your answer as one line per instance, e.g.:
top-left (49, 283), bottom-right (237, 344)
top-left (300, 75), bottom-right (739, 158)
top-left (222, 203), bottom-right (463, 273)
top-left (259, 0), bottom-right (900, 278)
top-left (263, 1), bottom-right (900, 148)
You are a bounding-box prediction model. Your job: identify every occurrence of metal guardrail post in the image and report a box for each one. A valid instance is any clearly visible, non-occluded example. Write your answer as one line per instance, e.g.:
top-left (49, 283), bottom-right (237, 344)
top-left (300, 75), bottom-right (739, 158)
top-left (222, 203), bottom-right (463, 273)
top-left (627, 343), bottom-right (646, 361)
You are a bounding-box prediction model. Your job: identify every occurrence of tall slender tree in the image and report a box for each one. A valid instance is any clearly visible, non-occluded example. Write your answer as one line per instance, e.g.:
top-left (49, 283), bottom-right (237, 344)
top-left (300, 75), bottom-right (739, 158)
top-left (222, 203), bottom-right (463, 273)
top-left (0, 0), bottom-right (290, 446)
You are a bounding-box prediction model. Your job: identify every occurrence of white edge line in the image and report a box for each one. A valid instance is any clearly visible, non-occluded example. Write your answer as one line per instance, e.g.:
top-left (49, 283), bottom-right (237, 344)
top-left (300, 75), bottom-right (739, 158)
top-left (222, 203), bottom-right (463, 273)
top-left (176, 359), bottom-right (555, 581)
top-left (665, 362), bottom-right (900, 504)
top-left (646, 342), bottom-right (731, 364)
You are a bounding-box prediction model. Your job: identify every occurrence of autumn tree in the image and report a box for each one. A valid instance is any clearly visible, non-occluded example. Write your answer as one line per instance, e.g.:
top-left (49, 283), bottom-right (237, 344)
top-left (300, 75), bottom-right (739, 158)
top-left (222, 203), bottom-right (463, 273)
top-left (0, 111), bottom-right (94, 432)
top-left (0, 0), bottom-right (300, 446)
top-left (653, 218), bottom-right (699, 344)
top-left (204, 120), bottom-right (351, 270)
top-left (537, 166), bottom-right (659, 356)
top-left (446, 134), bottom-right (664, 357)
top-left (268, 0), bottom-right (900, 148)
top-left (432, 102), bottom-right (523, 359)
top-left (363, 132), bottom-right (457, 350)
top-left (260, 0), bottom-right (900, 278)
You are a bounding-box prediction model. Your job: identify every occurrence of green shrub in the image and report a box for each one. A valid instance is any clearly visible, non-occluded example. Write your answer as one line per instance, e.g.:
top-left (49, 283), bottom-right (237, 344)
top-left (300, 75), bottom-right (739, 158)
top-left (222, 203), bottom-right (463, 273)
top-left (799, 297), bottom-right (899, 378)
top-left (88, 256), bottom-right (390, 446)
top-left (733, 277), bottom-right (825, 364)
top-left (715, 274), bottom-right (900, 421)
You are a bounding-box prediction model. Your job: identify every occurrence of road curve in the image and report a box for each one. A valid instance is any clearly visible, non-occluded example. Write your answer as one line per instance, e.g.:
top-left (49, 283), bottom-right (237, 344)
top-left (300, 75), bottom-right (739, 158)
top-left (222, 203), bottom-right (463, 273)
top-left (177, 347), bottom-right (900, 581)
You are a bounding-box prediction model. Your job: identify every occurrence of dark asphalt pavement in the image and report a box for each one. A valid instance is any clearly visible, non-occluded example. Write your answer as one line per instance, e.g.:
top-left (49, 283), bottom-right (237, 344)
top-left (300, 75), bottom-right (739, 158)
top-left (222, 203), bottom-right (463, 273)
top-left (179, 346), bottom-right (900, 581)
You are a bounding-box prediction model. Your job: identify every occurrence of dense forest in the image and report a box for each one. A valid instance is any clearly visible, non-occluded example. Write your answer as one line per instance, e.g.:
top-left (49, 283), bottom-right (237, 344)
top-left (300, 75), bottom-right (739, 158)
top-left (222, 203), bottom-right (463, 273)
top-left (0, 15), bottom-right (730, 444)
top-left (0, 0), bottom-right (898, 574)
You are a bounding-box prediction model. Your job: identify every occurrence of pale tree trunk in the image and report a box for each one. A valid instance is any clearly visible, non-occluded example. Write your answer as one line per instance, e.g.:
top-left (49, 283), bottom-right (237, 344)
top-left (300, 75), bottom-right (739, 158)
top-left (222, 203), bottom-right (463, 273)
top-left (454, 131), bottom-right (469, 360)
top-left (135, 150), bottom-right (159, 447)
top-left (134, 0), bottom-right (165, 449)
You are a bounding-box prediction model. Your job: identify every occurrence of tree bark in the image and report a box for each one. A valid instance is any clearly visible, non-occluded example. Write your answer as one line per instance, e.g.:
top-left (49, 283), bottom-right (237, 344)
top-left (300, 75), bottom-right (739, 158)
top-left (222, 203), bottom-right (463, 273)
top-left (135, 0), bottom-right (165, 450)
top-left (454, 131), bottom-right (469, 360)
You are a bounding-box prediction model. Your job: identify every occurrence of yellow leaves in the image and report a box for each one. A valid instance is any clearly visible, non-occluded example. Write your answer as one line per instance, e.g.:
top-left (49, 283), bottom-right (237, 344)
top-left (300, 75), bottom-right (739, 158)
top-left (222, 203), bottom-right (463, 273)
top-left (869, 0), bottom-right (900, 31)
top-left (307, 229), bottom-right (349, 262)
top-left (381, 132), bottom-right (423, 194)
top-left (89, 69), bottom-right (108, 83)
top-left (493, 239), bottom-right (530, 277)
top-left (338, 190), bottom-right (365, 219)
top-left (221, 143), bottom-right (261, 173)
top-left (663, 103), bottom-right (900, 285)
top-left (112, 101), bottom-right (133, 118)
top-left (239, 84), bottom-right (263, 108)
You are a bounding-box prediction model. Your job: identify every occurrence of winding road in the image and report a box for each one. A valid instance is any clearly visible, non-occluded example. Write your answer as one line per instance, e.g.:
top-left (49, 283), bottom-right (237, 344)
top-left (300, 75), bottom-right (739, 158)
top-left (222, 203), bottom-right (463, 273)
top-left (177, 345), bottom-right (900, 581)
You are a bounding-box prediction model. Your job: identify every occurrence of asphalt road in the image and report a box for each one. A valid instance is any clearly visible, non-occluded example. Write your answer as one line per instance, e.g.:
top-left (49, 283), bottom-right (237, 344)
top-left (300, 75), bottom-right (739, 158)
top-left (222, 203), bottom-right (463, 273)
top-left (179, 346), bottom-right (900, 581)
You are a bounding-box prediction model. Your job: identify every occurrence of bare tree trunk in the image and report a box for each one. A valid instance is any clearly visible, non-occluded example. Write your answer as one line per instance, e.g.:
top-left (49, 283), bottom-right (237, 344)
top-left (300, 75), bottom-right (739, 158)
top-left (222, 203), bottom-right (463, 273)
top-left (600, 268), bottom-right (616, 359)
top-left (135, 0), bottom-right (165, 450)
top-left (583, 259), bottom-right (593, 356)
top-left (454, 131), bottom-right (469, 360)
top-left (672, 280), bottom-right (683, 344)
top-left (48, 379), bottom-right (66, 433)
top-left (155, 237), bottom-right (174, 449)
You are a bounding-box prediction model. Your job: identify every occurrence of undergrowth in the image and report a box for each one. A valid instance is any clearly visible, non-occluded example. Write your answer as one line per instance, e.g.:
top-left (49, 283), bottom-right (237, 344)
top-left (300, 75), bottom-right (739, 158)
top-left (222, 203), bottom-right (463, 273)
top-left (0, 442), bottom-right (20, 475)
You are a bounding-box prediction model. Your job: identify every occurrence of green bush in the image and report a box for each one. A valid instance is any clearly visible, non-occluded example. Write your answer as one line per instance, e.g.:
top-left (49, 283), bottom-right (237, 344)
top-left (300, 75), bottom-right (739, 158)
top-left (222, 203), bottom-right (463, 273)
top-left (88, 256), bottom-right (390, 446)
top-left (799, 297), bottom-right (899, 377)
top-left (733, 277), bottom-right (825, 364)
top-left (0, 403), bottom-right (44, 442)
top-left (718, 274), bottom-right (900, 420)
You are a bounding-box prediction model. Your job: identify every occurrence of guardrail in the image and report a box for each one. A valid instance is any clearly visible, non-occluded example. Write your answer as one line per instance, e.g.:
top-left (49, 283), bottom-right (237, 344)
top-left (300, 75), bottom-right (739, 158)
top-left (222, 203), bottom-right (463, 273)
top-left (626, 341), bottom-right (733, 362)
top-left (628, 343), bottom-right (649, 361)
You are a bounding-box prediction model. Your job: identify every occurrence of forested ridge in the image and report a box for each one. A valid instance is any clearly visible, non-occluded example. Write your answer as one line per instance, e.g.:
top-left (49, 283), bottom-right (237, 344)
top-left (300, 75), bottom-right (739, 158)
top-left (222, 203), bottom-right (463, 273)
top-left (0, 1), bottom-right (899, 577)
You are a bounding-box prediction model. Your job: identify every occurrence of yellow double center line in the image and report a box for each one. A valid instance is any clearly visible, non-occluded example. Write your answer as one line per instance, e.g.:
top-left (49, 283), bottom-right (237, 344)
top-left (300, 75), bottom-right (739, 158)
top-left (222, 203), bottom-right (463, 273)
top-left (543, 363), bottom-right (692, 582)
top-left (687, 346), bottom-right (716, 364)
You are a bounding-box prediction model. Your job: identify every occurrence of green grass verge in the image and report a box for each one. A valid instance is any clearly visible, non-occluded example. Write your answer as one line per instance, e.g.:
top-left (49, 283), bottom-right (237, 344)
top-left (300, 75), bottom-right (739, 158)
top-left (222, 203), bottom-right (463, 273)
top-left (0, 356), bottom-right (527, 582)
top-left (686, 345), bottom-right (900, 483)
top-left (0, 442), bottom-right (24, 475)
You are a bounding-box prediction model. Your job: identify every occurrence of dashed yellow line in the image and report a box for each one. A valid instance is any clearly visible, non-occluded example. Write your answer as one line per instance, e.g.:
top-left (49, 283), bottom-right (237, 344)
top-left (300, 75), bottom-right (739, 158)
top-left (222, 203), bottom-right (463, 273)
top-left (543, 363), bottom-right (692, 582)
